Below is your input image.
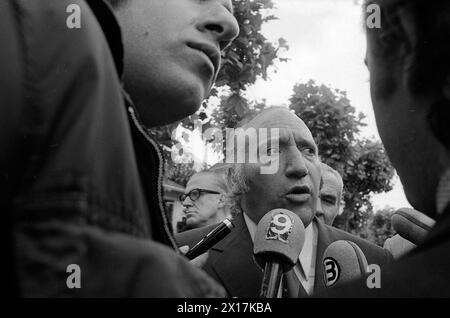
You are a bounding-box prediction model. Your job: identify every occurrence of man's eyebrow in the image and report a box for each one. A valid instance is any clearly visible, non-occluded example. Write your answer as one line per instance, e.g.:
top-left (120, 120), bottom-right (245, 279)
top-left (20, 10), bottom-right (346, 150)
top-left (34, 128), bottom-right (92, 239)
top-left (297, 137), bottom-right (318, 151)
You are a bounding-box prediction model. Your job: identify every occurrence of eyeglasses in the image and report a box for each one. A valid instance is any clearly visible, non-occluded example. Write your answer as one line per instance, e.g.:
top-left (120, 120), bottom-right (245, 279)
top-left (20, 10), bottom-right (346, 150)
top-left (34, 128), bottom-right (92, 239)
top-left (179, 189), bottom-right (221, 202)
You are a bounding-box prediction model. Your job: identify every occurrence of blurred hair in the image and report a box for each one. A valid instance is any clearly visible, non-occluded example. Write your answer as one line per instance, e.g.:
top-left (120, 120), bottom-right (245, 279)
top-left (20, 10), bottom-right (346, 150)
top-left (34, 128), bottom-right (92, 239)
top-left (224, 164), bottom-right (249, 217)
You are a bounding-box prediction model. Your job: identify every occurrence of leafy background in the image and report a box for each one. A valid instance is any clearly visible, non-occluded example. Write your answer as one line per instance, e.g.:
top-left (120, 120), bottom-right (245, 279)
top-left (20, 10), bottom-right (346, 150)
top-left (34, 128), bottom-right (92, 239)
top-left (150, 0), bottom-right (397, 245)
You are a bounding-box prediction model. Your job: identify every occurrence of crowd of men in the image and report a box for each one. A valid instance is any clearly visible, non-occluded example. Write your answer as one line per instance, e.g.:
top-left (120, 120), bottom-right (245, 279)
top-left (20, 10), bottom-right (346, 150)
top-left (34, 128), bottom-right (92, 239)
top-left (1, 0), bottom-right (450, 297)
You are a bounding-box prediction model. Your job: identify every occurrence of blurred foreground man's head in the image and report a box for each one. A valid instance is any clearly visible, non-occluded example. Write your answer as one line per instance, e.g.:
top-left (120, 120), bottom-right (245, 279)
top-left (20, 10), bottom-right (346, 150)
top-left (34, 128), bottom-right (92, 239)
top-left (316, 163), bottom-right (343, 226)
top-left (107, 0), bottom-right (239, 126)
top-left (181, 170), bottom-right (230, 230)
top-left (227, 107), bottom-right (322, 227)
top-left (364, 0), bottom-right (450, 217)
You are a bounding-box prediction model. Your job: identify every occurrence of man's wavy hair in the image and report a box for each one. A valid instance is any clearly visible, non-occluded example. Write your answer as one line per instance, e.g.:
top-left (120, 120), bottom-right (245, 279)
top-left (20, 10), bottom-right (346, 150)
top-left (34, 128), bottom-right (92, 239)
top-left (364, 0), bottom-right (450, 149)
top-left (224, 164), bottom-right (249, 217)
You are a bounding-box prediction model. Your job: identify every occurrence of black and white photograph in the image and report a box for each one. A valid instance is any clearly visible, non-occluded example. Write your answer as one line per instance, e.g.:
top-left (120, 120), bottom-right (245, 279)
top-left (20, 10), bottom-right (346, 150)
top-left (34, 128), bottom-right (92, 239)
top-left (1, 0), bottom-right (449, 305)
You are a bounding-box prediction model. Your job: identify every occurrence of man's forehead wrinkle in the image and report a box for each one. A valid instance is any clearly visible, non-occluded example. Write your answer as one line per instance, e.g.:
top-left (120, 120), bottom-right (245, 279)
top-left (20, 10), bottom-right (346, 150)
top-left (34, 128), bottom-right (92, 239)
top-left (320, 186), bottom-right (338, 196)
top-left (322, 171), bottom-right (340, 185)
top-left (242, 109), bottom-right (315, 141)
top-left (277, 128), bottom-right (294, 144)
top-left (242, 108), bottom-right (302, 130)
top-left (186, 174), bottom-right (224, 192)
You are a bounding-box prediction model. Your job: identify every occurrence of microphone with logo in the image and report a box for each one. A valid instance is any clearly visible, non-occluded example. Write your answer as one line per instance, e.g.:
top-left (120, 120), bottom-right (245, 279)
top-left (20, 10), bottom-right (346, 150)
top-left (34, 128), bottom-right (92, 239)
top-left (322, 240), bottom-right (368, 289)
top-left (253, 209), bottom-right (305, 298)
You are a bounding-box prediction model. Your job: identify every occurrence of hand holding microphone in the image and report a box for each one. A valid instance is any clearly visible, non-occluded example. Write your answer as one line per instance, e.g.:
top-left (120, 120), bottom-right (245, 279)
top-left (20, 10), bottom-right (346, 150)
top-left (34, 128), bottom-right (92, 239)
top-left (253, 209), bottom-right (305, 298)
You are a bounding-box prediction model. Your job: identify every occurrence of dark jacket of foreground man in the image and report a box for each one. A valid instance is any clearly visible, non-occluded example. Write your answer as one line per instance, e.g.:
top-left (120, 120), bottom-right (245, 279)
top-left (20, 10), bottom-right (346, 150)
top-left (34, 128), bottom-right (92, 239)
top-left (176, 214), bottom-right (393, 298)
top-left (317, 204), bottom-right (450, 297)
top-left (0, 0), bottom-right (224, 297)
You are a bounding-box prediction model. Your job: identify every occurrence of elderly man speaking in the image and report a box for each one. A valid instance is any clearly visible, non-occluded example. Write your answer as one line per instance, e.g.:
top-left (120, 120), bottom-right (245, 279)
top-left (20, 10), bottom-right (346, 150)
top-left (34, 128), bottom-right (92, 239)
top-left (176, 107), bottom-right (392, 297)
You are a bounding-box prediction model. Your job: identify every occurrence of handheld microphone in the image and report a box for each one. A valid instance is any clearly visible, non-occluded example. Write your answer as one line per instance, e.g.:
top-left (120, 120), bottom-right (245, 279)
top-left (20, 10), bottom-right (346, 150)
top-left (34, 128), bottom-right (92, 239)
top-left (185, 218), bottom-right (234, 260)
top-left (253, 209), bottom-right (305, 298)
top-left (391, 208), bottom-right (435, 245)
top-left (322, 240), bottom-right (368, 289)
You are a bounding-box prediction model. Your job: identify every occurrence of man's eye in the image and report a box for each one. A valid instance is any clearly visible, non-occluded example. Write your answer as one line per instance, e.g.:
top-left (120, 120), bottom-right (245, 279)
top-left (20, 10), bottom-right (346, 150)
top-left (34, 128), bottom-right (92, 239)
top-left (302, 147), bottom-right (316, 156)
top-left (267, 147), bottom-right (280, 155)
top-left (321, 196), bottom-right (337, 205)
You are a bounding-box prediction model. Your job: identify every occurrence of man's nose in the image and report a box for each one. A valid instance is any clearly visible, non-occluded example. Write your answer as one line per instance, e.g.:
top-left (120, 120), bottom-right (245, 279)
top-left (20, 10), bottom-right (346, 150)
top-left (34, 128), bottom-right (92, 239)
top-left (198, 2), bottom-right (240, 50)
top-left (182, 197), bottom-right (194, 208)
top-left (316, 197), bottom-right (324, 217)
top-left (285, 148), bottom-right (309, 179)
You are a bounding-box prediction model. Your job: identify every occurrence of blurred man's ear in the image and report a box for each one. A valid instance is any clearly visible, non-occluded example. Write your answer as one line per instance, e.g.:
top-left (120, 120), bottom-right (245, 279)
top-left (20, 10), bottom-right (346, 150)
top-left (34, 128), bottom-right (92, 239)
top-left (217, 194), bottom-right (226, 209)
top-left (338, 200), bottom-right (346, 216)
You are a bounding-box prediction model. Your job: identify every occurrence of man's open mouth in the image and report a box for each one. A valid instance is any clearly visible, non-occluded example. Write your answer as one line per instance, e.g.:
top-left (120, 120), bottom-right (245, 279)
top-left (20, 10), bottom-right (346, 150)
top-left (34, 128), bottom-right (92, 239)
top-left (186, 42), bottom-right (220, 76)
top-left (285, 185), bottom-right (311, 202)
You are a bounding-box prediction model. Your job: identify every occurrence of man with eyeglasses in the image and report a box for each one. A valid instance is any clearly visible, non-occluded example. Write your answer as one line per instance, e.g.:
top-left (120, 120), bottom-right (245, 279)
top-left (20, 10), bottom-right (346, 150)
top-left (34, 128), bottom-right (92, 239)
top-left (179, 171), bottom-right (230, 231)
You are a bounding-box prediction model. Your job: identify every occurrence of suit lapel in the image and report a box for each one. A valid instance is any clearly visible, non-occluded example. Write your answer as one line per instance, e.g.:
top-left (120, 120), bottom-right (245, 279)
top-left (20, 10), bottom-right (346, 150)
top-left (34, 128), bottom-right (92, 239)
top-left (313, 218), bottom-right (334, 294)
top-left (210, 213), bottom-right (263, 297)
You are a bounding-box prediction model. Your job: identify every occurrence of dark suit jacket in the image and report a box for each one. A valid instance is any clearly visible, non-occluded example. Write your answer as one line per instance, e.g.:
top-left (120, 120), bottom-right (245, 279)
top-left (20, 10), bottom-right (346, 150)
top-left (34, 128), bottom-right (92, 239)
top-left (319, 204), bottom-right (450, 297)
top-left (175, 213), bottom-right (393, 298)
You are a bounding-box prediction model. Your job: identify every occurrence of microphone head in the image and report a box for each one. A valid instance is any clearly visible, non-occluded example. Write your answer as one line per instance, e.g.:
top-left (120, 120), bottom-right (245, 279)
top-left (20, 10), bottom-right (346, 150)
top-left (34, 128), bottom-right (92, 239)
top-left (253, 209), bottom-right (305, 271)
top-left (322, 240), bottom-right (368, 288)
top-left (391, 208), bottom-right (435, 245)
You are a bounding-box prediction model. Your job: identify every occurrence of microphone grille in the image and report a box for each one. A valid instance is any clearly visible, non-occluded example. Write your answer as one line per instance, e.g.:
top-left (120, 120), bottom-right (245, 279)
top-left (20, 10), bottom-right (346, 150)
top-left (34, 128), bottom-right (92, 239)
top-left (253, 209), bottom-right (305, 270)
top-left (322, 240), bottom-right (368, 288)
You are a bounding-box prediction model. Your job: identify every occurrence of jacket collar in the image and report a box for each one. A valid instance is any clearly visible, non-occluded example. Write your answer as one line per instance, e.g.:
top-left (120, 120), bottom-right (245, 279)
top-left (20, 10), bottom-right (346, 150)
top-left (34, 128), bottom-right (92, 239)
top-left (312, 217), bottom-right (335, 294)
top-left (210, 213), bottom-right (263, 297)
top-left (86, 0), bottom-right (124, 77)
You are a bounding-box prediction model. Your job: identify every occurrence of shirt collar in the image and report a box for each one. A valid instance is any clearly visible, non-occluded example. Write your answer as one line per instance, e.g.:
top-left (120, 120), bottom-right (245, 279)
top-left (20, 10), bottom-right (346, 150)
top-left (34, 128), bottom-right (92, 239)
top-left (243, 212), bottom-right (316, 279)
top-left (86, 0), bottom-right (124, 78)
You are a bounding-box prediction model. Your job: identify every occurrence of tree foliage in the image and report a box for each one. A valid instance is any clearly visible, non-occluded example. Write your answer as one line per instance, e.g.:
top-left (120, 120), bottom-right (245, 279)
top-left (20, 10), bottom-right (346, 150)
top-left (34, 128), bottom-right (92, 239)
top-left (363, 207), bottom-right (396, 247)
top-left (289, 80), bottom-right (395, 235)
top-left (165, 162), bottom-right (197, 187)
top-left (212, 0), bottom-right (288, 128)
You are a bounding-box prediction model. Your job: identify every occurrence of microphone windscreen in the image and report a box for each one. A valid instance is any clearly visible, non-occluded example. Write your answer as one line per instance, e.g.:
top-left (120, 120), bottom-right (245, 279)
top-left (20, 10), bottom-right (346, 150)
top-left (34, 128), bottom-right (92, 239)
top-left (322, 240), bottom-right (368, 288)
top-left (253, 209), bottom-right (305, 271)
top-left (391, 208), bottom-right (435, 245)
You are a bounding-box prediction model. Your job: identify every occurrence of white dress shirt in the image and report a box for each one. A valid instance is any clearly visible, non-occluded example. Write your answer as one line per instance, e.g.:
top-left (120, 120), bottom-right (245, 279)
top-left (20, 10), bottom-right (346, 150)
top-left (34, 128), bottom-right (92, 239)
top-left (243, 212), bottom-right (318, 296)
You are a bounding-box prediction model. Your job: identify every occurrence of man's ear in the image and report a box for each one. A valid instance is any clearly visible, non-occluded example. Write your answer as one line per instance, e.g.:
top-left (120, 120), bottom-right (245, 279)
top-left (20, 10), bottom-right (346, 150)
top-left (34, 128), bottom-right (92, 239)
top-left (217, 193), bottom-right (226, 209)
